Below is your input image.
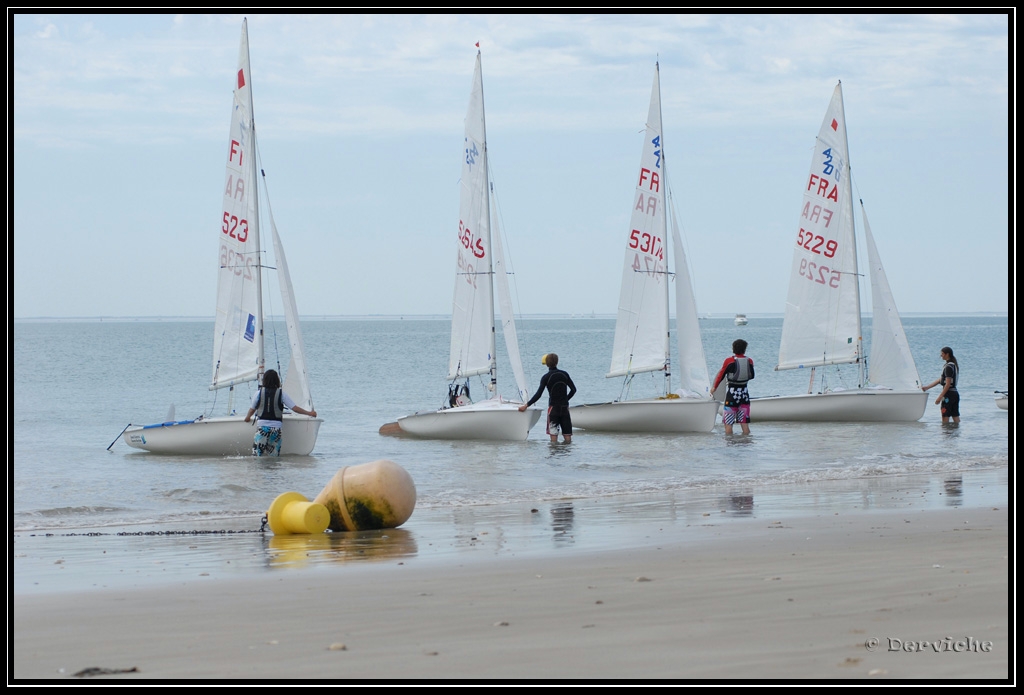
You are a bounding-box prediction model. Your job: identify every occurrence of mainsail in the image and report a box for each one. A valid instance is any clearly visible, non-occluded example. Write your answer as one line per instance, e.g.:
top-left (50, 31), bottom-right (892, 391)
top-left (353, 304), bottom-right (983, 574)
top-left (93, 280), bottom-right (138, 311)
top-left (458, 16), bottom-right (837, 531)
top-left (448, 52), bottom-right (494, 382)
top-left (777, 82), bottom-right (861, 372)
top-left (608, 66), bottom-right (670, 380)
top-left (211, 23), bottom-right (262, 391)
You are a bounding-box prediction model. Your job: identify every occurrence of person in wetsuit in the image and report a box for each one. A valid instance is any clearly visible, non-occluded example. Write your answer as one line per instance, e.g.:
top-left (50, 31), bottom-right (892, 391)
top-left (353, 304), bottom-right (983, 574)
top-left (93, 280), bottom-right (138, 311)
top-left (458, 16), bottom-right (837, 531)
top-left (519, 353), bottom-right (577, 442)
top-left (711, 339), bottom-right (755, 435)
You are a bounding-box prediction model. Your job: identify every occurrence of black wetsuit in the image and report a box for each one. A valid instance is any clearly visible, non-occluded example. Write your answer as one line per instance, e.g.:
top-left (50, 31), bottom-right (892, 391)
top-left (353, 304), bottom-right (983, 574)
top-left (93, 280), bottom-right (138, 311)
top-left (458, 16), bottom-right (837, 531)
top-left (526, 368), bottom-right (577, 435)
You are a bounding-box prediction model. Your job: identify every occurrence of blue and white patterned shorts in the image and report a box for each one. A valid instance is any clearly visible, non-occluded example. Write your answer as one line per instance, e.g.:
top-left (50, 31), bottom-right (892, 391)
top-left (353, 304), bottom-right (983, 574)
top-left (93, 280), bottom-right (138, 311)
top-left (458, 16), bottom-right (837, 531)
top-left (253, 425), bottom-right (282, 457)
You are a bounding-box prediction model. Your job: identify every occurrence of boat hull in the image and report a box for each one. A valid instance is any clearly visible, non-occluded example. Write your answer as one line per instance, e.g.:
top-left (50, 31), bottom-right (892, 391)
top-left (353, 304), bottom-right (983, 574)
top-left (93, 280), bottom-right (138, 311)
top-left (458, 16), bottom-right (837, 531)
top-left (996, 396), bottom-right (1008, 410)
top-left (122, 415), bottom-right (322, 456)
top-left (396, 401), bottom-right (541, 441)
top-left (748, 390), bottom-right (927, 422)
top-left (569, 398), bottom-right (719, 433)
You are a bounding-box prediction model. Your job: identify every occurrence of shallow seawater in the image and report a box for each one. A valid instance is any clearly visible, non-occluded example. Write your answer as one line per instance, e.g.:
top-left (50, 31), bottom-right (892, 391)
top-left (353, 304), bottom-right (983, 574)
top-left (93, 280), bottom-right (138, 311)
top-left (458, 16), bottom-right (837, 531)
top-left (12, 315), bottom-right (1009, 594)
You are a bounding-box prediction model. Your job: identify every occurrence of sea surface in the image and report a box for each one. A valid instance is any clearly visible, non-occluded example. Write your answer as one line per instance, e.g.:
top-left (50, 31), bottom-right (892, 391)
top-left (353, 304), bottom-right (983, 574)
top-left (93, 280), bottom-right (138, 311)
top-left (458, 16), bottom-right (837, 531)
top-left (13, 314), bottom-right (1009, 534)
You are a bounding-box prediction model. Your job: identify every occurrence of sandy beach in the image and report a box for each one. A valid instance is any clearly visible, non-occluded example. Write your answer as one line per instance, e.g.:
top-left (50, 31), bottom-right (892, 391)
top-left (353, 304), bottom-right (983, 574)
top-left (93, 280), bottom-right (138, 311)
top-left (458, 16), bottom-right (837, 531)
top-left (12, 479), bottom-right (1009, 682)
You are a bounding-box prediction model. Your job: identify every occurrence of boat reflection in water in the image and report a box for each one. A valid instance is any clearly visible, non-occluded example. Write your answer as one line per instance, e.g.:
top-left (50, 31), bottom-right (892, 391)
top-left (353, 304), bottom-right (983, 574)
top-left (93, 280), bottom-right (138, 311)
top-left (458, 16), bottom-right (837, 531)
top-left (262, 528), bottom-right (418, 569)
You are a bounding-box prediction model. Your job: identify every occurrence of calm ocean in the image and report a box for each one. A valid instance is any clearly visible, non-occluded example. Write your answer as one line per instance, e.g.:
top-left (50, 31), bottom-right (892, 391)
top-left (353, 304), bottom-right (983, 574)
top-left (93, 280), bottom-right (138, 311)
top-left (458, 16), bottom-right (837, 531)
top-left (13, 314), bottom-right (1009, 533)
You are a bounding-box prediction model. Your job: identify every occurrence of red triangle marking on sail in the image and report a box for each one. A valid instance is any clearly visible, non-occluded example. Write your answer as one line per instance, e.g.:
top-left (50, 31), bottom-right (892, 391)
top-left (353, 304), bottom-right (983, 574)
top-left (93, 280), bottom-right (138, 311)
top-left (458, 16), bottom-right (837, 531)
top-left (475, 42), bottom-right (480, 47)
top-left (237, 69), bottom-right (246, 89)
top-left (830, 118), bottom-right (838, 131)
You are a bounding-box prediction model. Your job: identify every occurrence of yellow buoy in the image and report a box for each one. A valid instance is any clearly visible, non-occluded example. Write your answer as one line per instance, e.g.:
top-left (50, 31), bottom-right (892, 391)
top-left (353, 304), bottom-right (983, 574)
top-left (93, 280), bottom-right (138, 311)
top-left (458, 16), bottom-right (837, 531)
top-left (313, 460), bottom-right (416, 531)
top-left (266, 491), bottom-right (330, 535)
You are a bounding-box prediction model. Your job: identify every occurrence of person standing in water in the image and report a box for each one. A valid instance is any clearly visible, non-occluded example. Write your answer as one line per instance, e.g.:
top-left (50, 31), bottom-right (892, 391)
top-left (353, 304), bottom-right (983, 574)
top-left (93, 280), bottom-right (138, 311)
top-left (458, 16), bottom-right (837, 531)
top-left (922, 347), bottom-right (960, 425)
top-left (244, 369), bottom-right (317, 456)
top-left (519, 353), bottom-right (577, 443)
top-left (711, 339), bottom-right (755, 435)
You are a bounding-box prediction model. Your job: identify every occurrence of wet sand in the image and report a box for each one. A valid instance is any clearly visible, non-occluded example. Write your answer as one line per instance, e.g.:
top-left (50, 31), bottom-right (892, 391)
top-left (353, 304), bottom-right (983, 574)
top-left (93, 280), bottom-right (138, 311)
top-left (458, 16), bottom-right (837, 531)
top-left (12, 482), bottom-right (1009, 681)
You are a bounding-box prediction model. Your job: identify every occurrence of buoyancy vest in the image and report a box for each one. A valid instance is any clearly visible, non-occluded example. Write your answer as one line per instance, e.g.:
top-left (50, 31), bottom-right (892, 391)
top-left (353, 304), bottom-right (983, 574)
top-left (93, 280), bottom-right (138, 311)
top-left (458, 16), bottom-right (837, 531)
top-left (941, 361), bottom-right (959, 390)
top-left (728, 356), bottom-right (752, 386)
top-left (258, 387), bottom-right (284, 421)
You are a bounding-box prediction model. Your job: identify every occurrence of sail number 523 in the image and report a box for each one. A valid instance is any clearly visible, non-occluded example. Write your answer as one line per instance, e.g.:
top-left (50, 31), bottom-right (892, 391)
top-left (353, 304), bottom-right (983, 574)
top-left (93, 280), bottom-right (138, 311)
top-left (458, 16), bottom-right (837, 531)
top-left (220, 244), bottom-right (254, 280)
top-left (222, 212), bottom-right (249, 243)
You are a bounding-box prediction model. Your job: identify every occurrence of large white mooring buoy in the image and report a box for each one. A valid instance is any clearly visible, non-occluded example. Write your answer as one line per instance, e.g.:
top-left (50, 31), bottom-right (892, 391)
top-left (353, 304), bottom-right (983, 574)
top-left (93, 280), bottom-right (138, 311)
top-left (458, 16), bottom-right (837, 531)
top-left (313, 459), bottom-right (417, 532)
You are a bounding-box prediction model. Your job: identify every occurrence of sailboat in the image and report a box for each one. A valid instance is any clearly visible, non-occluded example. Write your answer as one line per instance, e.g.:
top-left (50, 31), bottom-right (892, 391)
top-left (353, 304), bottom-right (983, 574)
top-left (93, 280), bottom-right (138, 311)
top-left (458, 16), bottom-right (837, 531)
top-left (122, 20), bottom-right (322, 455)
top-left (569, 63), bottom-right (719, 433)
top-left (395, 51), bottom-right (541, 441)
top-left (749, 82), bottom-right (927, 422)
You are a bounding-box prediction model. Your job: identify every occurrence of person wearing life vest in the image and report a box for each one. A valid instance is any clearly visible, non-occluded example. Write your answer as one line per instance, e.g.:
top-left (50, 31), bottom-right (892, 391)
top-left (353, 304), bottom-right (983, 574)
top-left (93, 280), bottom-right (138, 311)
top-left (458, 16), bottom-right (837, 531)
top-left (922, 346), bottom-right (960, 425)
top-left (244, 369), bottom-right (317, 456)
top-left (711, 339), bottom-right (755, 435)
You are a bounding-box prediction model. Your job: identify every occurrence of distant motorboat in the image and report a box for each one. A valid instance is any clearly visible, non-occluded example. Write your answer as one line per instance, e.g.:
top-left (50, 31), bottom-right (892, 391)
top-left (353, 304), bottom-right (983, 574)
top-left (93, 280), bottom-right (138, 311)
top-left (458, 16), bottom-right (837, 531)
top-left (734, 314), bottom-right (748, 326)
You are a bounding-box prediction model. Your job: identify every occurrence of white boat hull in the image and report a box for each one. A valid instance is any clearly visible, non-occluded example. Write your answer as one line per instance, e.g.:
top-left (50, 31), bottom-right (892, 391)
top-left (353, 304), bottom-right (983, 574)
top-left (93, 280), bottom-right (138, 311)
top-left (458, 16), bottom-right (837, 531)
top-left (569, 398), bottom-right (719, 433)
top-left (748, 390), bottom-right (927, 422)
top-left (123, 415), bottom-right (322, 456)
top-left (996, 396), bottom-right (1008, 410)
top-left (397, 400), bottom-right (541, 441)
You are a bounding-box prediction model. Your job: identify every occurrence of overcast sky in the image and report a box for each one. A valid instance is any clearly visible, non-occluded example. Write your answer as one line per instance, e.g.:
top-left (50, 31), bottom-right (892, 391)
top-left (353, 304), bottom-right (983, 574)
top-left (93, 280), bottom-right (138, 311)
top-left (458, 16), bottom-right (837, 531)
top-left (12, 12), bottom-right (1010, 319)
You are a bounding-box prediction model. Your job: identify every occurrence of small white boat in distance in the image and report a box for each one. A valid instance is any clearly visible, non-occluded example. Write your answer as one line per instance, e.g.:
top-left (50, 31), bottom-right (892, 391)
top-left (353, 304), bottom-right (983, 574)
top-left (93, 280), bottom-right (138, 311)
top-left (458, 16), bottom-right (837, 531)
top-left (395, 51), bottom-right (540, 441)
top-left (734, 314), bottom-right (748, 326)
top-left (995, 391), bottom-right (1009, 410)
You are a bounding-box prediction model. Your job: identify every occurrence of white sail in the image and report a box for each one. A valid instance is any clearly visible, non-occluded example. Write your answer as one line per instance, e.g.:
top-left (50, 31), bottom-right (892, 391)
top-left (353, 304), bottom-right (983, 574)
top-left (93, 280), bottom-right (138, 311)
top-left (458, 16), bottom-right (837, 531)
top-left (448, 52), bottom-right (494, 381)
top-left (211, 22), bottom-right (262, 391)
top-left (270, 211), bottom-right (313, 411)
top-left (669, 194), bottom-right (711, 396)
top-left (862, 203), bottom-right (922, 391)
top-left (491, 189), bottom-right (529, 401)
top-left (777, 82), bottom-right (861, 372)
top-left (608, 67), bottom-right (669, 379)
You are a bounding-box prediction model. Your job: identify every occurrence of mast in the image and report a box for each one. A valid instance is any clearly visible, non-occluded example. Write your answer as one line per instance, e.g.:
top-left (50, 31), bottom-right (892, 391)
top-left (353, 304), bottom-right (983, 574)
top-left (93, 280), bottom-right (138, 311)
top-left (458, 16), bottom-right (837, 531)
top-left (655, 62), bottom-right (671, 396)
top-left (243, 19), bottom-right (265, 380)
top-left (835, 82), bottom-right (863, 387)
top-left (480, 51), bottom-right (497, 394)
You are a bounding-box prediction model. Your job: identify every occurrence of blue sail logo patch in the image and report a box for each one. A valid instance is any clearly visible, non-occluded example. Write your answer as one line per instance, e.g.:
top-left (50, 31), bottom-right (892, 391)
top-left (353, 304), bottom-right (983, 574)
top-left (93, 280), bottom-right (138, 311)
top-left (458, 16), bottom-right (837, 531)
top-left (245, 313), bottom-right (256, 342)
